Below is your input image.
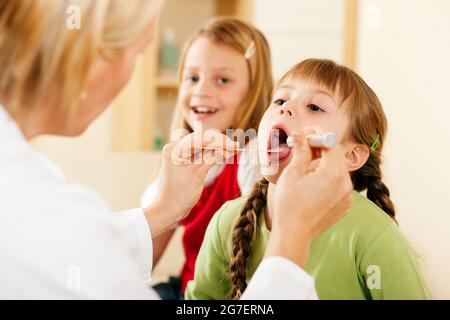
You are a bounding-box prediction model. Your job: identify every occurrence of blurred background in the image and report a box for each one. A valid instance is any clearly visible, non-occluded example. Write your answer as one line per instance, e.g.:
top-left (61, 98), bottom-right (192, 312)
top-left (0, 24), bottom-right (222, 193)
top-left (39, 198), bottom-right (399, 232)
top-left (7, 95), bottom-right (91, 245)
top-left (31, 0), bottom-right (450, 298)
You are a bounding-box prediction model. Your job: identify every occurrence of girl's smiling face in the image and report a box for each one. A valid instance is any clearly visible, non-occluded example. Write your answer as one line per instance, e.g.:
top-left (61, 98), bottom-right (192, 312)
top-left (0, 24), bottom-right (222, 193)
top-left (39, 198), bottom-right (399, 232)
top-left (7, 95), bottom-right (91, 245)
top-left (179, 37), bottom-right (250, 132)
top-left (258, 78), bottom-right (351, 182)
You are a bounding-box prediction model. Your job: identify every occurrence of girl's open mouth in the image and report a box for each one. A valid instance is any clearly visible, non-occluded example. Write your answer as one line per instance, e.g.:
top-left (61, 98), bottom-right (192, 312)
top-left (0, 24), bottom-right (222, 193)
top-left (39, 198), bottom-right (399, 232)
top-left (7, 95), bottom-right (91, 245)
top-left (267, 126), bottom-right (291, 162)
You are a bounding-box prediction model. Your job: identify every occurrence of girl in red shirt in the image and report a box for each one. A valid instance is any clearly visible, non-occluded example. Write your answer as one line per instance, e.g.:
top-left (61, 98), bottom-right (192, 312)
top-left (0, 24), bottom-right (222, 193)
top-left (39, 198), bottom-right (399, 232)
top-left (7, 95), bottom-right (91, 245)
top-left (141, 17), bottom-right (273, 299)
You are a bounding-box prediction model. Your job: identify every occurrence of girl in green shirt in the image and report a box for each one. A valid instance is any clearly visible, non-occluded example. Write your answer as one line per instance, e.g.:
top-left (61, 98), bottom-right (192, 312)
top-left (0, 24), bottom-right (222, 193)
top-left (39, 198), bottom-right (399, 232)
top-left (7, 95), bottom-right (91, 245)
top-left (185, 58), bottom-right (431, 300)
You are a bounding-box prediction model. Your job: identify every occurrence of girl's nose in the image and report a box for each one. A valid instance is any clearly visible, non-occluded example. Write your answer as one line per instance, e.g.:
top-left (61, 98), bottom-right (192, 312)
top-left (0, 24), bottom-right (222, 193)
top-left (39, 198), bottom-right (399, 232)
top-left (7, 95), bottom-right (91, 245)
top-left (279, 103), bottom-right (294, 117)
top-left (193, 80), bottom-right (212, 98)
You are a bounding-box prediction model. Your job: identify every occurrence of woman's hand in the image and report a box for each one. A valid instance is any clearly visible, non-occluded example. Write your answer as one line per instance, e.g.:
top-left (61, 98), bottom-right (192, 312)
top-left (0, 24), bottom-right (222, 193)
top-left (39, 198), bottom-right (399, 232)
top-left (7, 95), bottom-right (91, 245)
top-left (265, 131), bottom-right (353, 267)
top-left (144, 131), bottom-right (238, 238)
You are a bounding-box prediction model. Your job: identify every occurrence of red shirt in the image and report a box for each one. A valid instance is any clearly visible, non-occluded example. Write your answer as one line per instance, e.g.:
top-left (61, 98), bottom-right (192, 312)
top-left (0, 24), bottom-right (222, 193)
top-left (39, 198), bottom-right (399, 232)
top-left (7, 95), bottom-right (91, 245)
top-left (179, 157), bottom-right (241, 292)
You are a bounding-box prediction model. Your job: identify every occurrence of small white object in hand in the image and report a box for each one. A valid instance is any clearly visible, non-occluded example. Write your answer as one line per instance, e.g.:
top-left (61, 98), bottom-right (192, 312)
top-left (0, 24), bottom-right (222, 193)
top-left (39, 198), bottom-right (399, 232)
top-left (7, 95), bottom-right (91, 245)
top-left (286, 133), bottom-right (337, 149)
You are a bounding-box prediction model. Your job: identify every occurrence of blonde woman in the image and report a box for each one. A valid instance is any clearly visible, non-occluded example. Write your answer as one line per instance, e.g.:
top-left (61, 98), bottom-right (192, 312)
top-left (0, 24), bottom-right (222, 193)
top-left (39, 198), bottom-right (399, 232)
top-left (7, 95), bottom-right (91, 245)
top-left (0, 0), bottom-right (352, 299)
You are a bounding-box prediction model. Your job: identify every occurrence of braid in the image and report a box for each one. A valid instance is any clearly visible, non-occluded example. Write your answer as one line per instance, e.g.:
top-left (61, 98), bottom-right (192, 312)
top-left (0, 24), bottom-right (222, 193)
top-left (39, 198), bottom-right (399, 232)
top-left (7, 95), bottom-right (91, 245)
top-left (228, 178), bottom-right (269, 299)
top-left (351, 153), bottom-right (396, 222)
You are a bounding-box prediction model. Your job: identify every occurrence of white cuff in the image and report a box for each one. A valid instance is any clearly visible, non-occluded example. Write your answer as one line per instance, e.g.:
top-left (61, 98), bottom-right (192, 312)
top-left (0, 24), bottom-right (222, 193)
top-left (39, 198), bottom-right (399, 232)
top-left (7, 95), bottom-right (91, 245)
top-left (242, 256), bottom-right (317, 300)
top-left (115, 208), bottom-right (153, 285)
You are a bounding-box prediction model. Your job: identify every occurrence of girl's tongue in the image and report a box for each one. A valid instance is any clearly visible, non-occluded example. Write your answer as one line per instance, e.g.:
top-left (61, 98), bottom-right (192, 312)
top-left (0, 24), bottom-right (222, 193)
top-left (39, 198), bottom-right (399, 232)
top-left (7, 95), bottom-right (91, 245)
top-left (267, 128), bottom-right (291, 162)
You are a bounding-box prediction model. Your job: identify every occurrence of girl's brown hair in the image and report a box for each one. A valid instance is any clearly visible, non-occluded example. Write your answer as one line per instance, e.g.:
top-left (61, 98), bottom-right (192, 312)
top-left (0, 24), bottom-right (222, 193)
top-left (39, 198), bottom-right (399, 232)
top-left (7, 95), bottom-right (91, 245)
top-left (228, 58), bottom-right (396, 299)
top-left (170, 17), bottom-right (273, 135)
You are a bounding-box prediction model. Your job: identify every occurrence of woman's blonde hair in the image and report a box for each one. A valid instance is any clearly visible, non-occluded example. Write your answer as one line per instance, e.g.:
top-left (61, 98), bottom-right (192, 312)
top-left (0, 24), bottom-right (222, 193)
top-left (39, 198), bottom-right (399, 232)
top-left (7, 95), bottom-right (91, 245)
top-left (0, 0), bottom-right (160, 113)
top-left (170, 17), bottom-right (273, 136)
top-left (228, 59), bottom-right (396, 299)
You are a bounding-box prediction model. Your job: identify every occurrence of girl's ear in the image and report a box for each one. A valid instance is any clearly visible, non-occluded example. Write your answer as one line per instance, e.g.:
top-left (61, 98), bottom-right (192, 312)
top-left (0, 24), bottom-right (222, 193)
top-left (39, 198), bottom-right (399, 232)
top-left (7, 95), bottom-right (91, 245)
top-left (345, 144), bottom-right (370, 172)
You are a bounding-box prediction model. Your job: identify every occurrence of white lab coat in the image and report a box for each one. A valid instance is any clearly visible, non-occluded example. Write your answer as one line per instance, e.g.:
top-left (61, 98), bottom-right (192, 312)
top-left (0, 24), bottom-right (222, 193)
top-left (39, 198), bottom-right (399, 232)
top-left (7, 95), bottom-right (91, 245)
top-left (0, 106), bottom-right (317, 299)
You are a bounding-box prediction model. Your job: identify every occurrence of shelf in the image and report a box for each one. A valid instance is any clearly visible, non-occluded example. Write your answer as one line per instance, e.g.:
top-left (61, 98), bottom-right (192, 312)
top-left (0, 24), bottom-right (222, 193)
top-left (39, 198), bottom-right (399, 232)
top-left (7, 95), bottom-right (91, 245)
top-left (156, 76), bottom-right (178, 89)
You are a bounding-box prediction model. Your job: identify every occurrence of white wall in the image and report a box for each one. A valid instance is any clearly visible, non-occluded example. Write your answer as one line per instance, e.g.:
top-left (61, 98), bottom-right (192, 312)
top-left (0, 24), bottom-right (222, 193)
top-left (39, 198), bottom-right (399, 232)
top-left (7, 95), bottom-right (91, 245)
top-left (253, 0), bottom-right (345, 78)
top-left (357, 0), bottom-right (450, 299)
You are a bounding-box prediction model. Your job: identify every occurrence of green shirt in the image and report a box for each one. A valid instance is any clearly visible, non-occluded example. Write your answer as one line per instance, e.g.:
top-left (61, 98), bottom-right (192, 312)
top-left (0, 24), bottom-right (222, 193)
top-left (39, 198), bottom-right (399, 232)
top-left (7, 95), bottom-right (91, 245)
top-left (185, 191), bottom-right (431, 300)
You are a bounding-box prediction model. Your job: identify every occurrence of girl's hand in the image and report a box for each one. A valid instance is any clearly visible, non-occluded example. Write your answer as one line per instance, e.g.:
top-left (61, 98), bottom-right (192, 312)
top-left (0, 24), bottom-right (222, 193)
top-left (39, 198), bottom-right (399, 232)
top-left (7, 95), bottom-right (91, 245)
top-left (266, 130), bottom-right (353, 267)
top-left (144, 131), bottom-right (237, 238)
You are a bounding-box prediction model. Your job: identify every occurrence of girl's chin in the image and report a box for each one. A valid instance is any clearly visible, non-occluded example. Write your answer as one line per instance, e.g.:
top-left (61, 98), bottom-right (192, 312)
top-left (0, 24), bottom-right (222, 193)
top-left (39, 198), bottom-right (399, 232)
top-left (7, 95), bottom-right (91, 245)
top-left (260, 151), bottom-right (292, 180)
top-left (188, 118), bottom-right (221, 132)
top-left (187, 109), bottom-right (220, 127)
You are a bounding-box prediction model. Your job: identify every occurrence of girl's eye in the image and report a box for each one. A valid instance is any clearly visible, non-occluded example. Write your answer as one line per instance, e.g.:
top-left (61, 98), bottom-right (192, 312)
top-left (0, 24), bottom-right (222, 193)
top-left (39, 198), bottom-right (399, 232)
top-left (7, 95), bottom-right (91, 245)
top-left (307, 104), bottom-right (324, 112)
top-left (185, 75), bottom-right (199, 83)
top-left (273, 98), bottom-right (286, 106)
top-left (218, 77), bottom-right (229, 85)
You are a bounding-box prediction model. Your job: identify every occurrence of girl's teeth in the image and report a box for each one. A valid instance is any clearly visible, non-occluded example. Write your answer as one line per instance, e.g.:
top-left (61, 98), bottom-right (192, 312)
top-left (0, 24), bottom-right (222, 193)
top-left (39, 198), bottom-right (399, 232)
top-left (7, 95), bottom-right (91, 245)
top-left (193, 106), bottom-right (216, 114)
top-left (196, 107), bottom-right (210, 113)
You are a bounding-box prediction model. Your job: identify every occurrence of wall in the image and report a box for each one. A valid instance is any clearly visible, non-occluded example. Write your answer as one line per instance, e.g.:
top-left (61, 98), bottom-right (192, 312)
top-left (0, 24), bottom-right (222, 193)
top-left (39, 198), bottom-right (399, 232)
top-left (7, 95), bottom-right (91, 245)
top-left (253, 0), bottom-right (345, 78)
top-left (356, 0), bottom-right (450, 298)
